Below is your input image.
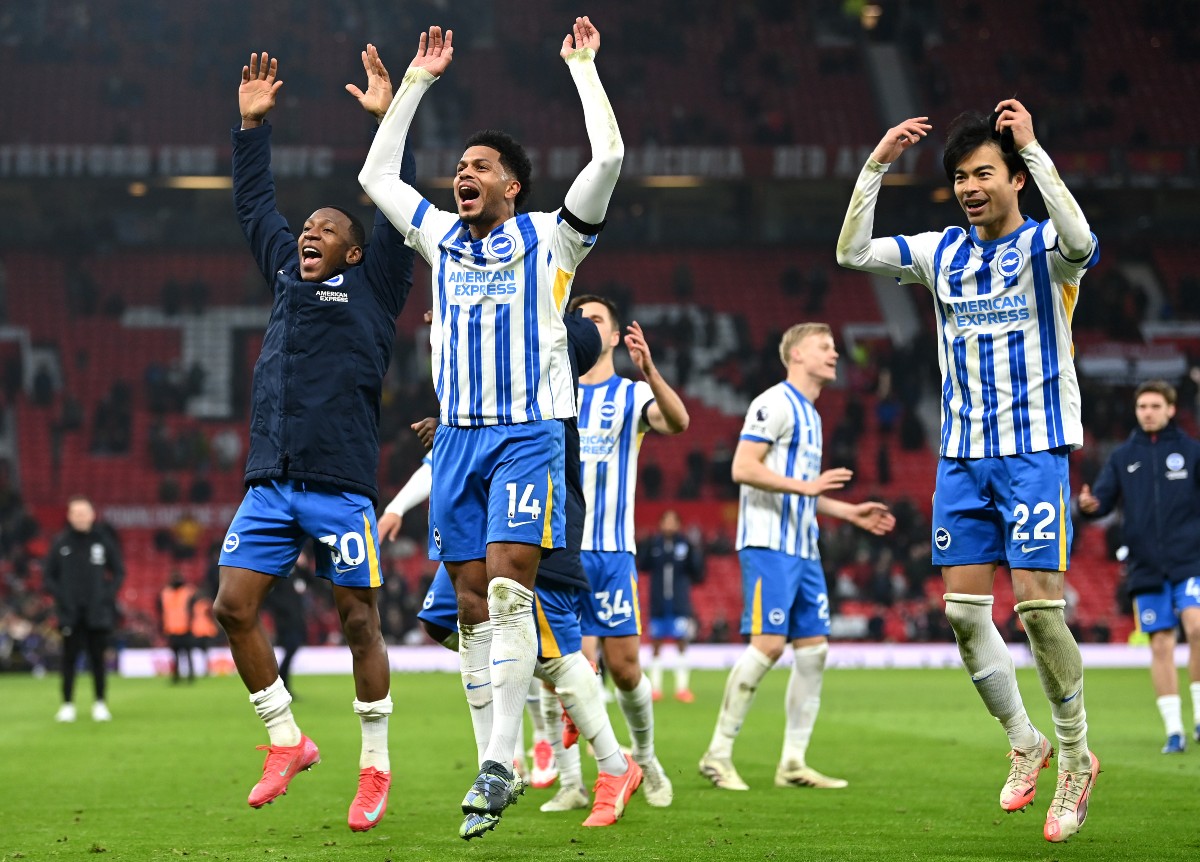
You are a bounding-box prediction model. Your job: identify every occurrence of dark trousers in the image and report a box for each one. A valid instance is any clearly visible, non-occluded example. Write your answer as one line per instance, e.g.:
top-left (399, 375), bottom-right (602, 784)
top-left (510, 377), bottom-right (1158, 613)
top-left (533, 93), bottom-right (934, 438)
top-left (61, 626), bottom-right (109, 703)
top-left (167, 634), bottom-right (195, 682)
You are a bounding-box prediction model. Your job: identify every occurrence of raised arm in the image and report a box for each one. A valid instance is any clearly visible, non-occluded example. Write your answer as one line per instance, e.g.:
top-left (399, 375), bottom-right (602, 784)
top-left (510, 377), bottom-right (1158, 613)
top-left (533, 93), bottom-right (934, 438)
top-left (994, 99), bottom-right (1094, 262)
top-left (359, 28), bottom-right (454, 236)
top-left (835, 117), bottom-right (932, 276)
top-left (560, 17), bottom-right (624, 226)
top-left (625, 321), bottom-right (688, 435)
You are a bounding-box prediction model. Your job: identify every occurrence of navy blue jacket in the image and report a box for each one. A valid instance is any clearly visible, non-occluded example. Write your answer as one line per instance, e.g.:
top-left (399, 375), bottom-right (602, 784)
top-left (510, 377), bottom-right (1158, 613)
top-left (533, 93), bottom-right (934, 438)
top-left (637, 532), bottom-right (704, 618)
top-left (1087, 422), bottom-right (1200, 594)
top-left (536, 310), bottom-right (603, 591)
top-left (232, 124), bottom-right (415, 503)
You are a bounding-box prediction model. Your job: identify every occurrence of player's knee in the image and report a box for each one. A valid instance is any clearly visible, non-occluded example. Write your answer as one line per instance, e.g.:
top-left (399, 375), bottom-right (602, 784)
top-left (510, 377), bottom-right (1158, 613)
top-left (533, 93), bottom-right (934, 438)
top-left (339, 603), bottom-right (381, 648)
top-left (608, 656), bottom-right (642, 691)
top-left (456, 591), bottom-right (488, 625)
top-left (943, 593), bottom-right (994, 638)
top-left (213, 592), bottom-right (253, 634)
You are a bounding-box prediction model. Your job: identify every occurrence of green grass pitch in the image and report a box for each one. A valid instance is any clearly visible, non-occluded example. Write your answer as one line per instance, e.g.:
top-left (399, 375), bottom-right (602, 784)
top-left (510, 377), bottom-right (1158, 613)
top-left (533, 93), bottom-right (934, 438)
top-left (3, 667), bottom-right (1199, 861)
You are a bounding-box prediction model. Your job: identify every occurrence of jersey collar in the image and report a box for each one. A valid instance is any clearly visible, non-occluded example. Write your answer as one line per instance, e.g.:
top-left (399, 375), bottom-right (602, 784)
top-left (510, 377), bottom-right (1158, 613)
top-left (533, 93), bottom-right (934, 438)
top-left (968, 215), bottom-right (1037, 248)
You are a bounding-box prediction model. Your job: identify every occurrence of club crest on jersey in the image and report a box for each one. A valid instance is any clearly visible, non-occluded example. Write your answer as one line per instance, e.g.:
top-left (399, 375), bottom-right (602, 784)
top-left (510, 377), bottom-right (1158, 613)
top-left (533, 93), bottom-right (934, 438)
top-left (996, 247), bottom-right (1025, 278)
top-left (223, 533), bottom-right (240, 553)
top-left (323, 274), bottom-right (346, 287)
top-left (1141, 608), bottom-right (1157, 626)
top-left (1166, 452), bottom-right (1188, 479)
top-left (599, 402), bottom-right (619, 421)
top-left (486, 233), bottom-right (515, 259)
top-left (768, 608), bottom-right (786, 626)
top-left (432, 526), bottom-right (442, 551)
top-left (934, 527), bottom-right (951, 551)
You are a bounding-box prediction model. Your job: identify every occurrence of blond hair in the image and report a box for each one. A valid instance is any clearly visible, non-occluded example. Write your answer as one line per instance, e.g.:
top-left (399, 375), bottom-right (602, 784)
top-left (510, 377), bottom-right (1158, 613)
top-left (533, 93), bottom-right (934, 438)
top-left (779, 323), bottom-right (832, 368)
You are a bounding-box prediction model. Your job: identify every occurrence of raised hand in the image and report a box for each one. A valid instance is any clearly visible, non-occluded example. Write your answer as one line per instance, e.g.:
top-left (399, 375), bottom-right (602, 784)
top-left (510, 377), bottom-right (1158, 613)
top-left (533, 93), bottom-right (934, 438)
top-left (409, 26), bottom-right (454, 77)
top-left (560, 16), bottom-right (600, 58)
top-left (993, 98), bottom-right (1035, 150)
top-left (624, 321), bottom-right (655, 377)
top-left (809, 468), bottom-right (854, 495)
top-left (849, 501), bottom-right (896, 536)
top-left (870, 117), bottom-right (932, 165)
top-left (240, 52), bottom-right (283, 124)
top-left (377, 512), bottom-right (403, 542)
top-left (345, 43), bottom-right (394, 120)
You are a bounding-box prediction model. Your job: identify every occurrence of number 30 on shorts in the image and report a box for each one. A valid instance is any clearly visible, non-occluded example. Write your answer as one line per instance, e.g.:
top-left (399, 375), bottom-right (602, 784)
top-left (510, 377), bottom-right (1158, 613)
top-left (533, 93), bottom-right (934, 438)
top-left (1011, 501), bottom-right (1057, 542)
top-left (317, 531), bottom-right (368, 566)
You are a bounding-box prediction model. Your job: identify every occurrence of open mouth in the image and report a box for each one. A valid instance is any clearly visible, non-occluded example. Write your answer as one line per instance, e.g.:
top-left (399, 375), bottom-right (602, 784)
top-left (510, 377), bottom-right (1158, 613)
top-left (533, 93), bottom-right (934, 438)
top-left (458, 184), bottom-right (480, 206)
top-left (963, 199), bottom-right (987, 217)
top-left (301, 246), bottom-right (323, 271)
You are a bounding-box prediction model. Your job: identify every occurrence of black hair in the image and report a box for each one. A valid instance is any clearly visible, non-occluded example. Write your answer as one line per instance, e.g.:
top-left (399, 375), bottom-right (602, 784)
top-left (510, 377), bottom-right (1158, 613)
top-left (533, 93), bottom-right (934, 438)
top-left (568, 294), bottom-right (621, 331)
top-left (326, 206), bottom-right (366, 248)
top-left (942, 111), bottom-right (1028, 197)
top-left (465, 129), bottom-right (532, 209)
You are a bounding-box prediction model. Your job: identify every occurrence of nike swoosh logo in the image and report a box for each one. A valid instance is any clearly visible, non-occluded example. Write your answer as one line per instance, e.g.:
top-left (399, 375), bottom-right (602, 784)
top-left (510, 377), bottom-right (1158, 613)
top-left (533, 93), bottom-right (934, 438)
top-left (465, 681), bottom-right (491, 690)
top-left (492, 658), bottom-right (518, 665)
top-left (944, 267), bottom-right (970, 277)
top-left (1020, 544), bottom-right (1049, 553)
top-left (364, 799), bottom-right (386, 822)
top-left (1127, 462), bottom-right (1141, 472)
top-left (507, 519), bottom-right (536, 528)
top-left (279, 764), bottom-right (291, 777)
top-left (1061, 688), bottom-right (1081, 703)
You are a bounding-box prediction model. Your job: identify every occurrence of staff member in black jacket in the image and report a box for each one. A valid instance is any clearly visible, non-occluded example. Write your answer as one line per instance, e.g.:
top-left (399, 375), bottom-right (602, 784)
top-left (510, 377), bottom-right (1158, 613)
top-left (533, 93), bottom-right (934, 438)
top-left (212, 48), bottom-right (414, 831)
top-left (44, 495), bottom-right (124, 723)
top-left (1080, 380), bottom-right (1200, 754)
top-left (638, 509), bottom-right (704, 703)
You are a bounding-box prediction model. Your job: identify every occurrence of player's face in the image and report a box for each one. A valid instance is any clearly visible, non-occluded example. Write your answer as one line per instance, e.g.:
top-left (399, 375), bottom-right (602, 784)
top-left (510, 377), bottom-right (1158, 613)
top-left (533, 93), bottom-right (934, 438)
top-left (577, 301), bottom-right (620, 355)
top-left (297, 208), bottom-right (362, 283)
top-left (67, 500), bottom-right (95, 532)
top-left (660, 511), bottom-right (681, 535)
top-left (795, 333), bottom-right (839, 384)
top-left (454, 146), bottom-right (519, 226)
top-left (1135, 393), bottom-right (1175, 434)
top-left (953, 143), bottom-right (1025, 234)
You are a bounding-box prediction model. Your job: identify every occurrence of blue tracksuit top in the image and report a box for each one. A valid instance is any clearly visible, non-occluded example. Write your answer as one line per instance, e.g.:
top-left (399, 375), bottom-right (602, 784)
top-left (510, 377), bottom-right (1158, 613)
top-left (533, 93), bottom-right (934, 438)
top-left (1088, 421), bottom-right (1200, 594)
top-left (232, 123), bottom-right (415, 503)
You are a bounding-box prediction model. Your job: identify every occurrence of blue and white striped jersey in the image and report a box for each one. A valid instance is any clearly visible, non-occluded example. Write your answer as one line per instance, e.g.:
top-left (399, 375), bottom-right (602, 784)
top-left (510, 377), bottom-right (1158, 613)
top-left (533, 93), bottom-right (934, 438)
top-left (736, 382), bottom-right (822, 559)
top-left (891, 217), bottom-right (1098, 458)
top-left (401, 204), bottom-right (599, 427)
top-left (578, 375), bottom-right (655, 553)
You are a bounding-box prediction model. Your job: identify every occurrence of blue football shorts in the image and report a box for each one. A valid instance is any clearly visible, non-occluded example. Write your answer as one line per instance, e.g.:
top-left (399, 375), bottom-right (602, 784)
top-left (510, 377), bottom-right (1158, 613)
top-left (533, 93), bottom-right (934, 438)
top-left (219, 480), bottom-right (382, 587)
top-left (428, 420), bottom-right (565, 561)
top-left (649, 615), bottom-right (693, 642)
top-left (418, 564), bottom-right (458, 632)
top-left (1134, 578), bottom-right (1200, 634)
top-left (738, 547), bottom-right (830, 639)
top-left (932, 448), bottom-right (1073, 571)
top-left (535, 582), bottom-right (585, 659)
top-left (580, 551), bottom-right (642, 637)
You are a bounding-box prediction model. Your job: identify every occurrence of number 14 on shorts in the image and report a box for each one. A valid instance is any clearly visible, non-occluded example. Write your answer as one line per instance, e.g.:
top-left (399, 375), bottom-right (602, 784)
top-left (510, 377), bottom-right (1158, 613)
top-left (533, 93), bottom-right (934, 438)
top-left (506, 482), bottom-right (543, 528)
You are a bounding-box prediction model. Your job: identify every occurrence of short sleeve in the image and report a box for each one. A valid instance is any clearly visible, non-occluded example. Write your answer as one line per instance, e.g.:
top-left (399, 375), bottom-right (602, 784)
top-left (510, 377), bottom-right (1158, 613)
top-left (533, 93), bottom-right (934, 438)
top-left (739, 390), bottom-right (790, 445)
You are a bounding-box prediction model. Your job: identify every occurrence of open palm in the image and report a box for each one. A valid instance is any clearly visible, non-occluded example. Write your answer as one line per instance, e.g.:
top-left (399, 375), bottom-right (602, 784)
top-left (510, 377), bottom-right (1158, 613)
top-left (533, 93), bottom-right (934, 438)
top-left (239, 52), bottom-right (283, 121)
top-left (409, 26), bottom-right (454, 77)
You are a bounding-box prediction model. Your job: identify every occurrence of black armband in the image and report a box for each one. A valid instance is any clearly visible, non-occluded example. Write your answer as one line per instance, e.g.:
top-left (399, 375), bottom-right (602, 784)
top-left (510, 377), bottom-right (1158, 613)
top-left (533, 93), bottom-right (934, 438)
top-left (560, 205), bottom-right (606, 235)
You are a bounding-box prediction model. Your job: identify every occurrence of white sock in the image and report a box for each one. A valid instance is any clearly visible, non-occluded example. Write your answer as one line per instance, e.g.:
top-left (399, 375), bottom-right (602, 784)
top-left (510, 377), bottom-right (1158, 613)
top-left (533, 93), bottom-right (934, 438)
top-left (615, 673), bottom-right (656, 761)
top-left (782, 643), bottom-right (827, 765)
top-left (527, 679), bottom-right (548, 744)
top-left (482, 578), bottom-right (537, 768)
top-left (1191, 682), bottom-right (1200, 727)
top-left (1016, 599), bottom-right (1090, 771)
top-left (649, 655), bottom-right (664, 694)
top-left (944, 594), bottom-right (1041, 751)
top-left (544, 651), bottom-right (627, 775)
top-left (1158, 694), bottom-right (1184, 738)
top-left (540, 685), bottom-right (582, 788)
top-left (459, 619), bottom-right (494, 766)
top-left (250, 677), bottom-right (301, 747)
top-left (353, 694), bottom-right (392, 771)
top-left (675, 653), bottom-right (691, 693)
top-left (708, 645), bottom-right (774, 758)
